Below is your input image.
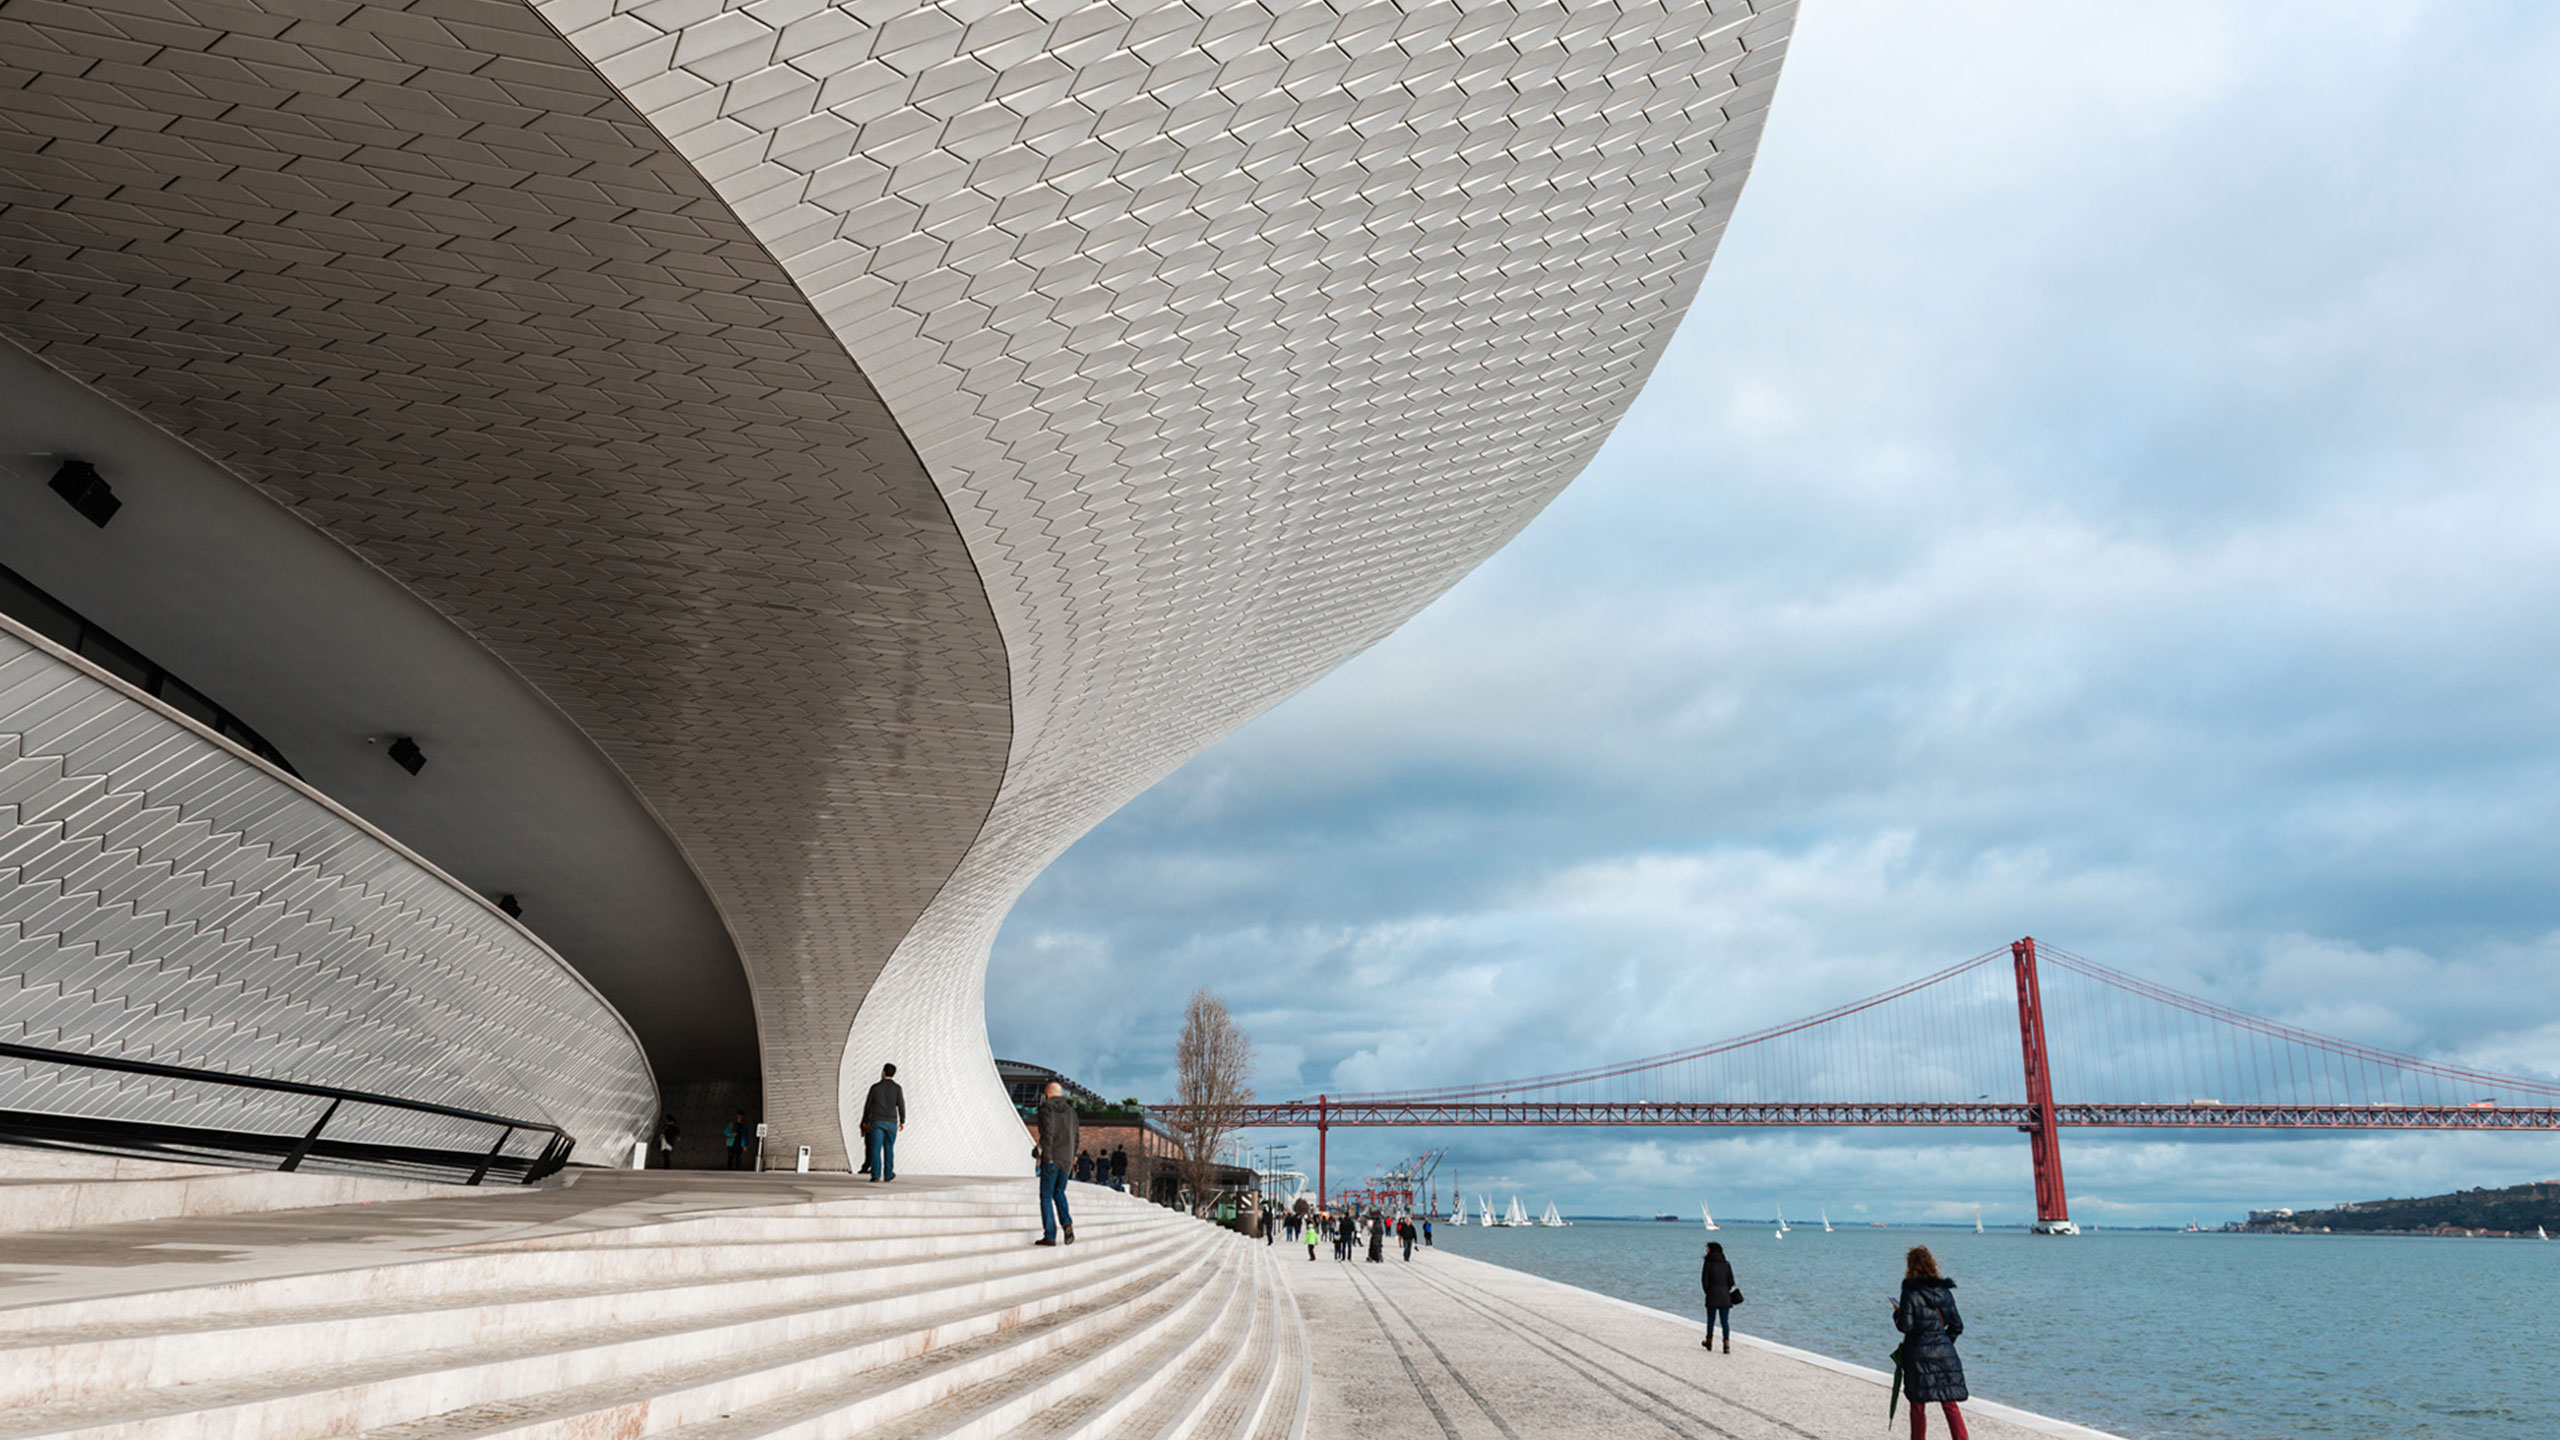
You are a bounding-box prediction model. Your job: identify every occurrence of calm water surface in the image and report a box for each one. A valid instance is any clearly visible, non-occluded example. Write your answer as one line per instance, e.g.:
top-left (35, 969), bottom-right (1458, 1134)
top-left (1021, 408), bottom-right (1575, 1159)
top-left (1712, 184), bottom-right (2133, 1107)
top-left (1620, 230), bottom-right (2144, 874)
top-left (1430, 1219), bottom-right (2556, 1440)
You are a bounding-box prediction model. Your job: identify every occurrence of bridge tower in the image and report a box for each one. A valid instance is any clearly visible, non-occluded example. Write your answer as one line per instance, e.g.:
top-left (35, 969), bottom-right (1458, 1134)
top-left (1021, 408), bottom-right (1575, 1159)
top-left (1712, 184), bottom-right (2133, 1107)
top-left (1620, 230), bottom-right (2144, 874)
top-left (2011, 937), bottom-right (2079, 1235)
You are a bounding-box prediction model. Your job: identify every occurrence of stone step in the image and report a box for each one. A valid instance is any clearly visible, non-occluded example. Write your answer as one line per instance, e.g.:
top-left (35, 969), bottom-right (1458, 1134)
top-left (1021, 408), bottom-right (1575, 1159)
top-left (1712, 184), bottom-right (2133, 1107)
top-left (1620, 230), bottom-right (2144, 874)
top-left (0, 1212), bottom-right (1157, 1339)
top-left (1024, 1242), bottom-right (1269, 1440)
top-left (649, 1236), bottom-right (1252, 1440)
top-left (366, 1230), bottom-right (1242, 1440)
top-left (1245, 1250), bottom-right (1313, 1440)
top-left (0, 1218), bottom-right (1182, 1411)
top-left (0, 1220), bottom-right (1219, 1440)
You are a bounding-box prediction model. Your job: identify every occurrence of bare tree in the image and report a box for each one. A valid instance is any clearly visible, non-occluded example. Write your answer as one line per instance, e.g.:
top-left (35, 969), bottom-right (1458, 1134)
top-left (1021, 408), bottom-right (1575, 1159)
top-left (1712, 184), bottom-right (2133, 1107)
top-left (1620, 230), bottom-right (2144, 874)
top-left (1171, 988), bottom-right (1254, 1216)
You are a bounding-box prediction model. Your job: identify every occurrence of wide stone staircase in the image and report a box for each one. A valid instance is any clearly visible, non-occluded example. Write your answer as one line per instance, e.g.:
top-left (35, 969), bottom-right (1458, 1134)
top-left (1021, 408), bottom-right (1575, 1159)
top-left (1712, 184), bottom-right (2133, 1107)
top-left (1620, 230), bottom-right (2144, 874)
top-left (0, 1177), bottom-right (1308, 1440)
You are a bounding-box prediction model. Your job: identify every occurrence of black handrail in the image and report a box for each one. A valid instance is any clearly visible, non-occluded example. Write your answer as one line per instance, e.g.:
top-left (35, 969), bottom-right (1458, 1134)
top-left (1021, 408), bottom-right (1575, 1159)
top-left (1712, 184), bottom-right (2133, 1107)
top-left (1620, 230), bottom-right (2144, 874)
top-left (0, 1038), bottom-right (575, 1185)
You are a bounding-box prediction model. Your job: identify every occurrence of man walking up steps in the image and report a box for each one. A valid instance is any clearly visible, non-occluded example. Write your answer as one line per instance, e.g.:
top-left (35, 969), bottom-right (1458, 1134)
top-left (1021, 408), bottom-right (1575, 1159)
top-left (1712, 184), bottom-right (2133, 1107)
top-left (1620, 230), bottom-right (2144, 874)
top-left (1033, 1081), bottom-right (1078, 1247)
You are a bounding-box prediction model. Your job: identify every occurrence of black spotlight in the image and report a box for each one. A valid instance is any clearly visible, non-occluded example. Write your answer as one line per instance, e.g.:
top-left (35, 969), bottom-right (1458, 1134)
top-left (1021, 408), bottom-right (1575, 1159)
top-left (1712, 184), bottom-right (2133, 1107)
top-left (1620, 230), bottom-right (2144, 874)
top-left (48, 460), bottom-right (120, 527)
top-left (496, 893), bottom-right (523, 919)
top-left (386, 735), bottom-right (426, 775)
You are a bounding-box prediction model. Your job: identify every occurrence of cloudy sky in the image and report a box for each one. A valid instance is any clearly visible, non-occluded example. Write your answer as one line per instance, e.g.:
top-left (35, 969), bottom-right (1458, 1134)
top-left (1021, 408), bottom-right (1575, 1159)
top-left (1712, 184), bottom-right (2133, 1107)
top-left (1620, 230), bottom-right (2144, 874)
top-left (985, 0), bottom-right (2560, 1226)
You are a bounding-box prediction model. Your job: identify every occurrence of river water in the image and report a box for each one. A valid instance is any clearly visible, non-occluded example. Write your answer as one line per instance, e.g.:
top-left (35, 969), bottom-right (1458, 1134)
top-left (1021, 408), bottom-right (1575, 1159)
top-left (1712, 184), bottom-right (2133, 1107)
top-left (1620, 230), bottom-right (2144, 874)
top-left (1428, 1218), bottom-right (2555, 1439)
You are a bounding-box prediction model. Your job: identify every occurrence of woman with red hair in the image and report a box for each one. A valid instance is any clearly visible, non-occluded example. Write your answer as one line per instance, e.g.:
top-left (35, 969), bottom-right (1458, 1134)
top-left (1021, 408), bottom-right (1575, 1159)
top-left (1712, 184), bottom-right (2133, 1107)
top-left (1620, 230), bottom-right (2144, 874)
top-left (1893, 1245), bottom-right (1971, 1440)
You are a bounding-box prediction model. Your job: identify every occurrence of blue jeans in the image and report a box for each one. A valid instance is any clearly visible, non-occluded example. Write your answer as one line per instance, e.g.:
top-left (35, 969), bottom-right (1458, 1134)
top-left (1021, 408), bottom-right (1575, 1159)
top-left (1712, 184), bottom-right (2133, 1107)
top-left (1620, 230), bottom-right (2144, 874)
top-left (867, 1121), bottom-right (896, 1180)
top-left (1039, 1162), bottom-right (1073, 1239)
top-left (1704, 1305), bottom-right (1731, 1342)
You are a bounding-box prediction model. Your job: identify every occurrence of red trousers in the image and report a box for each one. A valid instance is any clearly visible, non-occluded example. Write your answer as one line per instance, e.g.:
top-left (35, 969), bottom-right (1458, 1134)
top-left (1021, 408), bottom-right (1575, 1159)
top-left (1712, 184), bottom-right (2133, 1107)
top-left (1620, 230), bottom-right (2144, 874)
top-left (1909, 1400), bottom-right (1970, 1440)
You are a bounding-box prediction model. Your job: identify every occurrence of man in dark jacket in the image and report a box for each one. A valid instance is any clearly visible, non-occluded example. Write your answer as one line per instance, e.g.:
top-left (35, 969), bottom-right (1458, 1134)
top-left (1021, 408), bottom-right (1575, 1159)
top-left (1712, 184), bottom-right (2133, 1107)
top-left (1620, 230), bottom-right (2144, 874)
top-left (861, 1063), bottom-right (904, 1182)
top-left (1033, 1080), bottom-right (1078, 1246)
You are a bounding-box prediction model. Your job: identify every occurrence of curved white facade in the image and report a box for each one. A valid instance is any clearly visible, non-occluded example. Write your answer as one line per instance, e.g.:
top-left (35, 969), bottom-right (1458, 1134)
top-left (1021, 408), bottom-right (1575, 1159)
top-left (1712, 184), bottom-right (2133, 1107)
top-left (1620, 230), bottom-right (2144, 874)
top-left (0, 0), bottom-right (1791, 1174)
top-left (526, 0), bottom-right (1796, 1172)
top-left (0, 619), bottom-right (655, 1161)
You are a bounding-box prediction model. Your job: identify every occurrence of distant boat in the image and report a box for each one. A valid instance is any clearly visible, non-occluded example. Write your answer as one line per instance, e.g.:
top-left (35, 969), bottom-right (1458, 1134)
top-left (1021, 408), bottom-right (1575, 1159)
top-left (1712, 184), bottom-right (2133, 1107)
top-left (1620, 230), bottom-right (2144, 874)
top-left (1973, 1206), bottom-right (1984, 1235)
top-left (1479, 1195), bottom-right (1497, 1227)
top-left (1505, 1194), bottom-right (1530, 1228)
top-left (1821, 1209), bottom-right (1834, 1233)
top-left (1776, 1203), bottom-right (1791, 1233)
top-left (1653, 1213), bottom-right (1681, 1222)
top-left (1447, 1193), bottom-right (1465, 1226)
top-left (1701, 1201), bottom-right (1719, 1232)
top-left (1538, 1201), bottom-right (1569, 1227)
top-left (2540, 1225), bottom-right (2549, 1240)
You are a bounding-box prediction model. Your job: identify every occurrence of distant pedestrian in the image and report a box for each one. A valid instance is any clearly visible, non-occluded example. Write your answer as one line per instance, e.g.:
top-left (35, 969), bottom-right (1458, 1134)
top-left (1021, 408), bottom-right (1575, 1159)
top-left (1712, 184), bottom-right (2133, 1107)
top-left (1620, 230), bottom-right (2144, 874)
top-left (1263, 1207), bottom-right (1276, 1245)
top-left (1110, 1146), bottom-right (1128, 1188)
top-left (861, 1064), bottom-right (904, 1181)
top-left (1399, 1218), bottom-right (1415, 1261)
top-left (1422, 1217), bottom-right (1433, 1247)
top-left (1033, 1080), bottom-right (1078, 1247)
top-left (1367, 1212), bottom-right (1386, 1263)
top-left (1306, 1217), bottom-right (1321, 1261)
top-left (655, 1112), bottom-right (679, 1169)
top-left (1075, 1149), bottom-right (1094, 1184)
top-left (1701, 1240), bottom-right (1738, 1353)
top-left (723, 1111), bottom-right (750, 1170)
top-left (1893, 1246), bottom-right (1971, 1440)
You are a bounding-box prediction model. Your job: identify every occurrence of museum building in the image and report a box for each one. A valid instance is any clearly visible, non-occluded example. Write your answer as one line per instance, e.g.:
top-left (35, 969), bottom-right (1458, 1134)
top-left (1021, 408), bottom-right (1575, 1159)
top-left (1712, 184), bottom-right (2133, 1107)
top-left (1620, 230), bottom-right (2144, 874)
top-left (0, 0), bottom-right (1792, 1177)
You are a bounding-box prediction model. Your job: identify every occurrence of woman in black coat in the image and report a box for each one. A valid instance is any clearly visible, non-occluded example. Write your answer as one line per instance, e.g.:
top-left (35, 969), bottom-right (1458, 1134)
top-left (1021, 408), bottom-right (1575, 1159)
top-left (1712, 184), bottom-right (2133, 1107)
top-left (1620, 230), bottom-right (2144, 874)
top-left (1892, 1246), bottom-right (1971, 1440)
top-left (1699, 1241), bottom-right (1737, 1353)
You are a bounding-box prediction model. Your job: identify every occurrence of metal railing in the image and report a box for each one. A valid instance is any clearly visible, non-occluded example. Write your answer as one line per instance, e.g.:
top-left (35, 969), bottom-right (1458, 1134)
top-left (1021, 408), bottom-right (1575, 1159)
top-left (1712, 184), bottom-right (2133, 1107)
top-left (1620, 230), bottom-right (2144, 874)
top-left (0, 1039), bottom-right (574, 1185)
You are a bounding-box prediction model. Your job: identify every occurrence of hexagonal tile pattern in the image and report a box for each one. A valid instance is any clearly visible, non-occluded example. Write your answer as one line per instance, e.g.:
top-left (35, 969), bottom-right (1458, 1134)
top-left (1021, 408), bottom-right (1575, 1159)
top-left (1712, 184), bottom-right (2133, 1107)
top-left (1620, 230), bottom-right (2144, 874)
top-left (0, 0), bottom-right (1014, 1167)
top-left (525, 0), bottom-right (1796, 1171)
top-left (0, 0), bottom-right (1794, 1175)
top-left (0, 617), bottom-right (654, 1161)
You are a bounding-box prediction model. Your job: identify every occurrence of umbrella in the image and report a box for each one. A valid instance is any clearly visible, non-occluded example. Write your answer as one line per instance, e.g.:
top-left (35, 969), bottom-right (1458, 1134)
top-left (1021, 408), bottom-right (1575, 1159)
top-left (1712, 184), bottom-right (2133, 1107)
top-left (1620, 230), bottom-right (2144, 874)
top-left (1887, 1343), bottom-right (1908, 1422)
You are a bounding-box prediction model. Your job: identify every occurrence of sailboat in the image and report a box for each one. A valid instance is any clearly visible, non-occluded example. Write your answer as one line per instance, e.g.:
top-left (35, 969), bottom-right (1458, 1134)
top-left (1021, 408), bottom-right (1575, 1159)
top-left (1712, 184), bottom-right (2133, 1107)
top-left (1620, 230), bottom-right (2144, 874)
top-left (1538, 1201), bottom-right (1569, 1227)
top-left (1821, 1209), bottom-right (1834, 1233)
top-left (1504, 1194), bottom-right (1530, 1228)
top-left (1700, 1201), bottom-right (1719, 1232)
top-left (2539, 1225), bottom-right (2549, 1241)
top-left (1446, 1192), bottom-right (1465, 1226)
top-left (1479, 1195), bottom-right (1497, 1227)
top-left (1973, 1206), bottom-right (1984, 1235)
top-left (1776, 1203), bottom-right (1791, 1233)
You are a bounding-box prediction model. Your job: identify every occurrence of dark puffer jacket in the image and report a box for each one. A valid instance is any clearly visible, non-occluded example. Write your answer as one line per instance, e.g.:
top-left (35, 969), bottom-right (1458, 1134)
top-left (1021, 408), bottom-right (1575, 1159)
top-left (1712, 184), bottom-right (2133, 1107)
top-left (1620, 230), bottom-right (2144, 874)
top-left (1700, 1251), bottom-right (1737, 1309)
top-left (1893, 1278), bottom-right (1968, 1403)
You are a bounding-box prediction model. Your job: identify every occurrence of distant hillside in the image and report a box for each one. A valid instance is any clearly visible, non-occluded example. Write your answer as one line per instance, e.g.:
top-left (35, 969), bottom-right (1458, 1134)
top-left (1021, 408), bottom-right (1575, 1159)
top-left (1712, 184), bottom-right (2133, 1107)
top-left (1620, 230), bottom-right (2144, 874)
top-left (2244, 1180), bottom-right (2560, 1235)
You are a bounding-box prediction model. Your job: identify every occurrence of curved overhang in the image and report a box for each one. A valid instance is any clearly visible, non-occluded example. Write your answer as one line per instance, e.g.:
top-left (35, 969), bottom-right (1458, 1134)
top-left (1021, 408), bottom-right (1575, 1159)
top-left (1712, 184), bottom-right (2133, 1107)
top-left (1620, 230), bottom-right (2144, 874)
top-left (522, 0), bottom-right (1798, 1170)
top-left (0, 343), bottom-right (751, 1085)
top-left (0, 0), bottom-right (1794, 1175)
top-left (0, 0), bottom-right (1013, 1161)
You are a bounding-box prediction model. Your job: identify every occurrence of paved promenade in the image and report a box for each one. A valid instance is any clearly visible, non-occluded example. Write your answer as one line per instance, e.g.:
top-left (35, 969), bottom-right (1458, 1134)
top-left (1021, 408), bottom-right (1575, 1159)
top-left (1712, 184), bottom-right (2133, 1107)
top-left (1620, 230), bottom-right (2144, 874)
top-left (1276, 1245), bottom-right (2121, 1440)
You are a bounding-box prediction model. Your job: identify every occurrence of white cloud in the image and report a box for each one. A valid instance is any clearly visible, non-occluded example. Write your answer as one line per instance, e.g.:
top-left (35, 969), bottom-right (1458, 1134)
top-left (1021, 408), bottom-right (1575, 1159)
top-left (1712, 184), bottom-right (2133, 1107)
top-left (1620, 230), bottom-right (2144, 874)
top-left (987, 1), bottom-right (2560, 1225)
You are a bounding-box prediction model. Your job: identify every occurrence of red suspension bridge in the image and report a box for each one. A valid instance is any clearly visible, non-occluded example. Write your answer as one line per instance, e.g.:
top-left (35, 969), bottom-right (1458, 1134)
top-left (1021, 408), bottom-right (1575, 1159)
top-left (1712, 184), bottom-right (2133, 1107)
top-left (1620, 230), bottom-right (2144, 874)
top-left (1167, 939), bottom-right (2560, 1232)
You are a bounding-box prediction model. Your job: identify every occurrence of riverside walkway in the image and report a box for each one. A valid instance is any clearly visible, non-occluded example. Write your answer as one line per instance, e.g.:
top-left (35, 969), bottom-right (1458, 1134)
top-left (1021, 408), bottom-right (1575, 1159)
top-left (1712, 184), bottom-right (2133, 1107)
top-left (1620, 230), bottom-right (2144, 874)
top-left (1278, 1247), bottom-right (2122, 1440)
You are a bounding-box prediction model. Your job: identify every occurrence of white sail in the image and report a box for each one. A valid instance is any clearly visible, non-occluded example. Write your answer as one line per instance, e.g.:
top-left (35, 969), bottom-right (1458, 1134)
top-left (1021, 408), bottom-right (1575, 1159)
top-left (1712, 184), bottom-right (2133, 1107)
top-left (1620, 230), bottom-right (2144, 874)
top-left (1480, 1195), bottom-right (1496, 1227)
top-left (1821, 1209), bottom-right (1833, 1233)
top-left (1973, 1205), bottom-right (1984, 1235)
top-left (1505, 1194), bottom-right (1529, 1227)
top-left (1776, 1203), bottom-right (1789, 1233)
top-left (1701, 1201), bottom-right (1719, 1231)
top-left (1538, 1201), bottom-right (1567, 1227)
